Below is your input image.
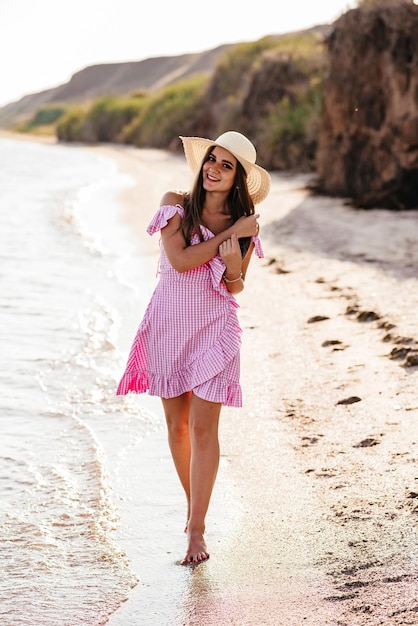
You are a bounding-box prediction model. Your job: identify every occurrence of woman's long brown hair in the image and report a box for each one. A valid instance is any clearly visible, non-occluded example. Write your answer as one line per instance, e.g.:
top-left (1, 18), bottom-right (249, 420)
top-left (182, 146), bottom-right (255, 257)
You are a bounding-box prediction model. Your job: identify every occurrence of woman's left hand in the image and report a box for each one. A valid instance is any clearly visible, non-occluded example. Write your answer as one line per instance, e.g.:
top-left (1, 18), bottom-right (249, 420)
top-left (219, 234), bottom-right (242, 278)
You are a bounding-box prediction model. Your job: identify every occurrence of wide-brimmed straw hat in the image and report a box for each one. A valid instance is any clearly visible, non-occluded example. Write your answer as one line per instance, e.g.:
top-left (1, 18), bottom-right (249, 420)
top-left (180, 131), bottom-right (271, 205)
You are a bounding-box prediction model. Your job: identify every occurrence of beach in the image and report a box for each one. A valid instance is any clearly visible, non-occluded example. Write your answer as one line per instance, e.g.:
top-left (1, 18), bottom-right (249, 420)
top-left (3, 132), bottom-right (418, 625)
top-left (96, 140), bottom-right (418, 625)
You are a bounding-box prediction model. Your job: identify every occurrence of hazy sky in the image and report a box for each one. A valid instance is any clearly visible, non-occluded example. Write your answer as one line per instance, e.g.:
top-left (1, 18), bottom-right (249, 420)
top-left (0, 0), bottom-right (356, 107)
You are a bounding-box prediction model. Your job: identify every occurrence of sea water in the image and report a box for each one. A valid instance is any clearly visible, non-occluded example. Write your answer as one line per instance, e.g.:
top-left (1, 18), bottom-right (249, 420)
top-left (0, 137), bottom-right (161, 625)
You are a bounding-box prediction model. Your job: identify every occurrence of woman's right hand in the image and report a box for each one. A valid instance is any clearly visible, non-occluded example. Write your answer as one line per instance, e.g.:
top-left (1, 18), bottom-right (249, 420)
top-left (232, 214), bottom-right (260, 238)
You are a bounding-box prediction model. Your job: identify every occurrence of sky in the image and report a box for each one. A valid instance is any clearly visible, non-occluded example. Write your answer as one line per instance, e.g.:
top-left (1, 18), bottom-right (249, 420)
top-left (0, 0), bottom-right (356, 107)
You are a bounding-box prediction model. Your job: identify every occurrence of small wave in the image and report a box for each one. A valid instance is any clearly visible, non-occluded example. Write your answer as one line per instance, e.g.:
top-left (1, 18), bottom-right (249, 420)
top-left (0, 139), bottom-right (162, 626)
top-left (0, 409), bottom-right (139, 626)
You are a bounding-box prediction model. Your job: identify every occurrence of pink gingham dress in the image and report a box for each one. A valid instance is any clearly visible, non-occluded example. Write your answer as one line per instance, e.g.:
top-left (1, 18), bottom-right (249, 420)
top-left (116, 204), bottom-right (263, 407)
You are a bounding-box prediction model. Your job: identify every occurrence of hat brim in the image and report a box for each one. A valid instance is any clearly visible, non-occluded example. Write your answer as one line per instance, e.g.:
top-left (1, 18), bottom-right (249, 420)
top-left (180, 136), bottom-right (271, 205)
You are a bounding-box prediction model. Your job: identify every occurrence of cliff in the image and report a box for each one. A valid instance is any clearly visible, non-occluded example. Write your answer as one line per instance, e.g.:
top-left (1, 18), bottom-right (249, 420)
top-left (173, 26), bottom-right (327, 172)
top-left (0, 46), bottom-right (232, 127)
top-left (316, 3), bottom-right (418, 209)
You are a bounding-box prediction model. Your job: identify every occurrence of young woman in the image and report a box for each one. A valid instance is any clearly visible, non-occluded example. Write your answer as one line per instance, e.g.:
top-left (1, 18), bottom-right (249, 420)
top-left (117, 131), bottom-right (271, 564)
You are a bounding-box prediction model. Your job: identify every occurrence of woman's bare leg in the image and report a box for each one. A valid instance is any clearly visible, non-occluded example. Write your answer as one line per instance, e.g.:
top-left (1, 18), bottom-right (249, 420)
top-left (161, 392), bottom-right (192, 526)
top-left (182, 393), bottom-right (222, 565)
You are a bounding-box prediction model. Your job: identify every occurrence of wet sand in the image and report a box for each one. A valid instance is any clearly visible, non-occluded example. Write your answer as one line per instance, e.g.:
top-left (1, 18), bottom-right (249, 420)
top-left (6, 132), bottom-right (418, 624)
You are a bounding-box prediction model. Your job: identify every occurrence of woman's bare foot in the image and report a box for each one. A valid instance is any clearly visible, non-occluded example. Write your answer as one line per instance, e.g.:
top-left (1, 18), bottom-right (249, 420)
top-left (181, 530), bottom-right (210, 565)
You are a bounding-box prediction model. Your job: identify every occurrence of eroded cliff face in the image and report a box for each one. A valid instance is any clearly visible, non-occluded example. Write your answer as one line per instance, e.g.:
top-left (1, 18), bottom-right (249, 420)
top-left (240, 53), bottom-right (321, 172)
top-left (178, 29), bottom-right (327, 172)
top-left (316, 3), bottom-right (418, 209)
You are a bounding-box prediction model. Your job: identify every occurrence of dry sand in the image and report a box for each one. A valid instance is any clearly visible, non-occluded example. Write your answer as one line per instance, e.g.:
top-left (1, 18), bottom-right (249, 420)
top-left (6, 132), bottom-right (418, 624)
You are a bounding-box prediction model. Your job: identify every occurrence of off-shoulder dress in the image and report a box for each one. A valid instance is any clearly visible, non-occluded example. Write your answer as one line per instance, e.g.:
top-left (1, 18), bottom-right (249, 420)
top-left (116, 204), bottom-right (263, 407)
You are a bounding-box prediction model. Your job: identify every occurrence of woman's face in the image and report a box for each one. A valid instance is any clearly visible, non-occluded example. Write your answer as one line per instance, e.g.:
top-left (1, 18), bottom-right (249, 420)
top-left (202, 146), bottom-right (237, 194)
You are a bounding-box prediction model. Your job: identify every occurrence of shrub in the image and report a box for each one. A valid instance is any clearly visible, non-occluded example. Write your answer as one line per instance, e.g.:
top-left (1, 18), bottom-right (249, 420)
top-left (85, 95), bottom-right (146, 142)
top-left (14, 105), bottom-right (67, 135)
top-left (56, 107), bottom-right (86, 141)
top-left (122, 74), bottom-right (208, 148)
top-left (208, 38), bottom-right (280, 100)
top-left (259, 78), bottom-right (324, 170)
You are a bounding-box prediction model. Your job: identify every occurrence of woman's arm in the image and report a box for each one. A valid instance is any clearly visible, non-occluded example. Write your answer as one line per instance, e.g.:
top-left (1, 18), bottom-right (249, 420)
top-left (160, 192), bottom-right (259, 273)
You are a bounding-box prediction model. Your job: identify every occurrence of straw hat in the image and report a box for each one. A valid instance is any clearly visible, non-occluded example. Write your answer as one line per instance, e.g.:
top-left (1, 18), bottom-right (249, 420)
top-left (180, 131), bottom-right (271, 205)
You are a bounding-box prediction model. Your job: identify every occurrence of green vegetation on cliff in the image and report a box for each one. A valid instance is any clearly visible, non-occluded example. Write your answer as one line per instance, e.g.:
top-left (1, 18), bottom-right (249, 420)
top-left (120, 75), bottom-right (207, 148)
top-left (15, 28), bottom-right (327, 172)
top-left (14, 105), bottom-right (68, 136)
top-left (57, 96), bottom-right (145, 142)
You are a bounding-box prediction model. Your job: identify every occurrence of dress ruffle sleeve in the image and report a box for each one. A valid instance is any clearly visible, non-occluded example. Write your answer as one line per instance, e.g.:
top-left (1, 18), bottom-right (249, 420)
top-left (146, 204), bottom-right (185, 235)
top-left (251, 235), bottom-right (264, 258)
top-left (208, 255), bottom-right (227, 295)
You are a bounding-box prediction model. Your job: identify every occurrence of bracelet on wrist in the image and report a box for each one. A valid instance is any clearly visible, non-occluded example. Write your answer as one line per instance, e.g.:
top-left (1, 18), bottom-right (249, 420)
top-left (223, 271), bottom-right (243, 283)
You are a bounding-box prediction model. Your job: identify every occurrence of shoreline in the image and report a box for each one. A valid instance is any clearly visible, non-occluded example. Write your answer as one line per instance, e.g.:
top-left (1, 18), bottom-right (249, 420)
top-left (98, 140), bottom-right (418, 625)
top-left (5, 131), bottom-right (418, 624)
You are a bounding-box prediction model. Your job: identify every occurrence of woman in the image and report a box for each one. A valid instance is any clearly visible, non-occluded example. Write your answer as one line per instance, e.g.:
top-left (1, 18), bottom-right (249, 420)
top-left (117, 131), bottom-right (271, 564)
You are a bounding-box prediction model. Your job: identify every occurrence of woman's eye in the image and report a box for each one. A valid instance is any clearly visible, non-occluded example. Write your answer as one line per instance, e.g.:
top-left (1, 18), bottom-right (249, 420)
top-left (207, 154), bottom-right (216, 162)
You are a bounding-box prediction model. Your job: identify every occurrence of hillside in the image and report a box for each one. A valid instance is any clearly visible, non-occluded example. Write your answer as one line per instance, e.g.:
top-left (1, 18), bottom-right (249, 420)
top-left (1, 25), bottom-right (330, 173)
top-left (0, 45), bottom-right (232, 127)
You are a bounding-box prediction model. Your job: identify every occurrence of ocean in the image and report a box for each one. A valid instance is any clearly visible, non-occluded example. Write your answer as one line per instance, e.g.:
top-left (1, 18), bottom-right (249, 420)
top-left (0, 137), bottom-right (162, 625)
